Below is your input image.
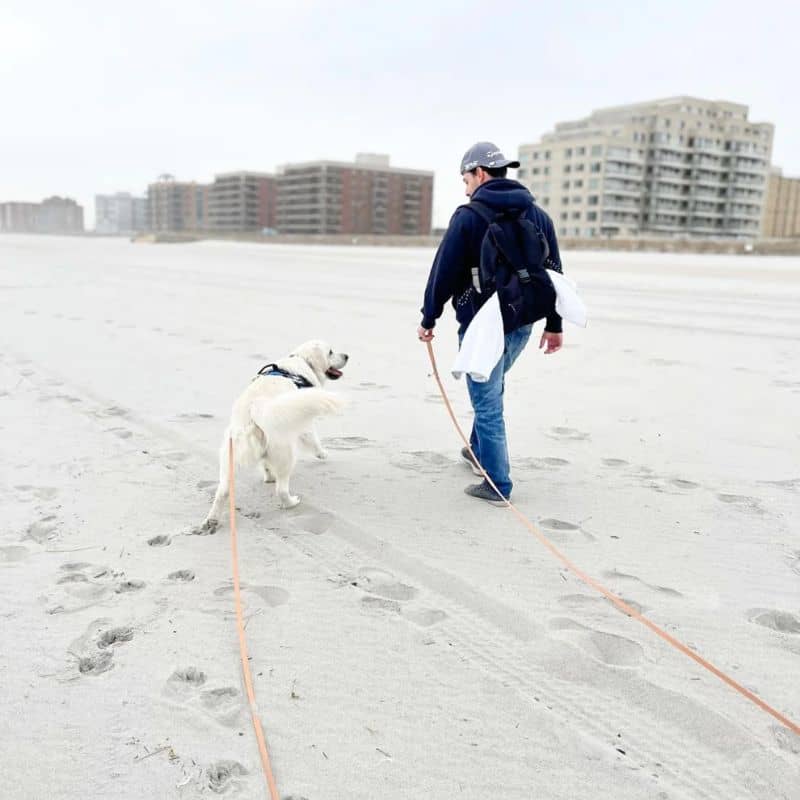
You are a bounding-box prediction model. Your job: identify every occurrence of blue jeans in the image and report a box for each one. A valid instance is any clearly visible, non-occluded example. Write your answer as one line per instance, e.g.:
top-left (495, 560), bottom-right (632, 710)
top-left (461, 324), bottom-right (533, 497)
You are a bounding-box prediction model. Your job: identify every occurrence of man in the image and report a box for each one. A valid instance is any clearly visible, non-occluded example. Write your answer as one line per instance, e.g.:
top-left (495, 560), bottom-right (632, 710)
top-left (418, 141), bottom-right (564, 505)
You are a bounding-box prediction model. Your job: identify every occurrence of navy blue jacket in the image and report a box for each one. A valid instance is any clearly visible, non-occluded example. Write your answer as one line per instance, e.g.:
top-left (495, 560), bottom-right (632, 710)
top-left (420, 179), bottom-right (563, 333)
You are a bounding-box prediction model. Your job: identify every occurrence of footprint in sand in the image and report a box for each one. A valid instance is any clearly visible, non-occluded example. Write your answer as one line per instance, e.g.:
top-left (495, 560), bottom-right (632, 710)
top-left (289, 511), bottom-right (335, 535)
top-left (176, 412), bottom-right (215, 421)
top-left (78, 650), bottom-right (114, 676)
top-left (670, 478), bottom-right (700, 489)
top-left (115, 579), bottom-right (146, 594)
top-left (196, 480), bottom-right (217, 490)
top-left (168, 569), bottom-right (196, 582)
top-left (772, 724), bottom-right (800, 755)
top-left (539, 518), bottom-right (580, 532)
top-left (602, 569), bottom-right (682, 598)
top-left (352, 568), bottom-right (417, 601)
top-left (202, 687), bottom-right (245, 727)
top-left (148, 534), bottom-right (172, 547)
top-left (213, 583), bottom-right (289, 607)
top-left (391, 451), bottom-right (455, 473)
top-left (0, 545), bottom-right (29, 564)
top-left (546, 427), bottom-right (590, 441)
top-left (515, 456), bottom-right (570, 470)
top-left (23, 516), bottom-right (59, 544)
top-left (549, 617), bottom-right (644, 667)
top-left (168, 667), bottom-right (207, 688)
top-left (602, 458), bottom-right (629, 467)
top-left (107, 427), bottom-right (133, 439)
top-left (716, 493), bottom-right (765, 514)
top-left (206, 760), bottom-right (248, 793)
top-left (748, 609), bottom-right (800, 635)
top-left (401, 607), bottom-right (448, 627)
top-left (98, 626), bottom-right (134, 648)
top-left (759, 477), bottom-right (800, 492)
top-left (15, 485), bottom-right (59, 501)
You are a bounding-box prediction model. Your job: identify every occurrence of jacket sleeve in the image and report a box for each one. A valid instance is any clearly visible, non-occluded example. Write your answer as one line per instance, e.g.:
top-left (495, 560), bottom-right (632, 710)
top-left (542, 214), bottom-right (564, 334)
top-left (419, 210), bottom-right (470, 329)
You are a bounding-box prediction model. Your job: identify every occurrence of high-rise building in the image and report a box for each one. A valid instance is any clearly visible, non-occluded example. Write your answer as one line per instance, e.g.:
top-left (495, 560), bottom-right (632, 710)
top-left (518, 97), bottom-right (773, 239)
top-left (762, 168), bottom-right (800, 238)
top-left (207, 172), bottom-right (277, 232)
top-left (0, 202), bottom-right (39, 233)
top-left (275, 154), bottom-right (433, 235)
top-left (147, 174), bottom-right (209, 232)
top-left (95, 192), bottom-right (148, 234)
top-left (0, 197), bottom-right (84, 233)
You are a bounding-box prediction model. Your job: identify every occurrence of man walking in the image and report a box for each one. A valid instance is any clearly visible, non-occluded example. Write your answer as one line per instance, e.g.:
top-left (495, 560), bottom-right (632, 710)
top-left (418, 142), bottom-right (564, 504)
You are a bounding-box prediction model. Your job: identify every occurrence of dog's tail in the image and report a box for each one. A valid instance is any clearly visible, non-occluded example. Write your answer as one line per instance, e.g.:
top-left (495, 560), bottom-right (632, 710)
top-left (254, 388), bottom-right (345, 440)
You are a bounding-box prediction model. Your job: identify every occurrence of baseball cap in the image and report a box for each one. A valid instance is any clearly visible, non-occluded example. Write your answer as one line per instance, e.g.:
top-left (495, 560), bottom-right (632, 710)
top-left (460, 141), bottom-right (521, 174)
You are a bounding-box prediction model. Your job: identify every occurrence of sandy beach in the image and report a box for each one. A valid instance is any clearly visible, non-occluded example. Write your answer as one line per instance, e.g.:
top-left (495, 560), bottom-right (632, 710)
top-left (1, 234), bottom-right (798, 799)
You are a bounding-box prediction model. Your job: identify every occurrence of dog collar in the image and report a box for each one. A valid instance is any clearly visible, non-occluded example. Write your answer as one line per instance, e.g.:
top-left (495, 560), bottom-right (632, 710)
top-left (255, 363), bottom-right (314, 389)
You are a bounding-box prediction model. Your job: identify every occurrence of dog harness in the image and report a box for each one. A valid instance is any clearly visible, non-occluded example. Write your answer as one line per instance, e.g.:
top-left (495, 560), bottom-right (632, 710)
top-left (255, 363), bottom-right (314, 389)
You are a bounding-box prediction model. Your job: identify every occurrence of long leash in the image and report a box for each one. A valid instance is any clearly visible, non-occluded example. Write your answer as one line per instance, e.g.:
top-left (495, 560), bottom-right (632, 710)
top-left (228, 438), bottom-right (281, 799)
top-left (425, 341), bottom-right (800, 737)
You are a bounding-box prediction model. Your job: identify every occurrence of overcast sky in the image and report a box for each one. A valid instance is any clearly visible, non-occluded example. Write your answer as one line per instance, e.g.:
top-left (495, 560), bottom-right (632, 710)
top-left (2, 0), bottom-right (798, 228)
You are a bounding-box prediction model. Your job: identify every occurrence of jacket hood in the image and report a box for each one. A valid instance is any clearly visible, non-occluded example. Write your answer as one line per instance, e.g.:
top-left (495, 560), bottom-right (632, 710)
top-left (469, 178), bottom-right (534, 212)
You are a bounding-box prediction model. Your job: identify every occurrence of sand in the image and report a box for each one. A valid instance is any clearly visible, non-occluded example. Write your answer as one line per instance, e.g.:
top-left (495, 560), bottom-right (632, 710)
top-left (1, 233), bottom-right (798, 799)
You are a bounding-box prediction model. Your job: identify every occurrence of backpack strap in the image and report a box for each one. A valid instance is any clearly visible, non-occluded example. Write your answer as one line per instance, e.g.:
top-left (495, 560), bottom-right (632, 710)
top-left (460, 201), bottom-right (497, 291)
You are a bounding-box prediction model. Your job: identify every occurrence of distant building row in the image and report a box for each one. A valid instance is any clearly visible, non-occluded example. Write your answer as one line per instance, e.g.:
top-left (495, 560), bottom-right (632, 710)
top-left (99, 154), bottom-right (434, 237)
top-left (0, 197), bottom-right (84, 234)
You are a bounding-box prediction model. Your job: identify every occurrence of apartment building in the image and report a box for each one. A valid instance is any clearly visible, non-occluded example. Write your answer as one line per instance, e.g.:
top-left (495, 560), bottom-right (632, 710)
top-left (95, 192), bottom-right (148, 234)
top-left (207, 172), bottom-right (277, 232)
top-left (275, 154), bottom-right (433, 235)
top-left (147, 174), bottom-right (209, 232)
top-left (0, 197), bottom-right (84, 233)
top-left (762, 168), bottom-right (800, 238)
top-left (0, 202), bottom-right (39, 232)
top-left (518, 97), bottom-right (774, 239)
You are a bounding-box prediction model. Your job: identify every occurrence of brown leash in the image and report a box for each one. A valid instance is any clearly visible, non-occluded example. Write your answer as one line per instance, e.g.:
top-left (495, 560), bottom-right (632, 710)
top-left (425, 340), bottom-right (799, 737)
top-left (228, 437), bottom-right (281, 799)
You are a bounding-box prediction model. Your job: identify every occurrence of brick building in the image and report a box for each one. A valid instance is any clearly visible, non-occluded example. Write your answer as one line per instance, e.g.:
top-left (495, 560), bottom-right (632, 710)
top-left (276, 154), bottom-right (433, 235)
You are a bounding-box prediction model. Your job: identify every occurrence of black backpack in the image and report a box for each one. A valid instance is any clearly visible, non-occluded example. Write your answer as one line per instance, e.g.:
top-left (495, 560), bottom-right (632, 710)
top-left (462, 200), bottom-right (557, 333)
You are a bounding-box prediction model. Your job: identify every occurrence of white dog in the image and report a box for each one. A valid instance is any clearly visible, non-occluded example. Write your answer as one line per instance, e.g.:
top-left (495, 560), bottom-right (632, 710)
top-left (202, 340), bottom-right (348, 528)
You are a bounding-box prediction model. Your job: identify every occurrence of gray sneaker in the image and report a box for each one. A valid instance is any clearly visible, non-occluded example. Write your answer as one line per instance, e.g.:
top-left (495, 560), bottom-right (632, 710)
top-left (460, 446), bottom-right (483, 477)
top-left (464, 480), bottom-right (508, 506)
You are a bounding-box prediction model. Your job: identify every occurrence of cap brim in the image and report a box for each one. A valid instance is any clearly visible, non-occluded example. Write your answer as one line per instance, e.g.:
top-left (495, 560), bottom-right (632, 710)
top-left (501, 159), bottom-right (521, 169)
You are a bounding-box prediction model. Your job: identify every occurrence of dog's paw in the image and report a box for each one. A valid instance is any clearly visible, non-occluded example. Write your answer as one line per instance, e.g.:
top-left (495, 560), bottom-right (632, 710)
top-left (315, 449), bottom-right (329, 461)
top-left (261, 472), bottom-right (276, 484)
top-left (193, 519), bottom-right (219, 536)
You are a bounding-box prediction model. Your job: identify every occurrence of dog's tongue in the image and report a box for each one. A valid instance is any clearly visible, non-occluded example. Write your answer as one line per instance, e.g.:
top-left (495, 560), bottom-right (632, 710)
top-left (325, 367), bottom-right (343, 380)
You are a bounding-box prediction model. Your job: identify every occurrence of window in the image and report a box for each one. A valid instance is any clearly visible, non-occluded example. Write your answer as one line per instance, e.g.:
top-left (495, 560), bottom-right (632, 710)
top-left (562, 197), bottom-right (570, 205)
top-left (542, 196), bottom-right (550, 205)
top-left (562, 181), bottom-right (570, 189)
top-left (572, 196), bottom-right (583, 203)
top-left (533, 152), bottom-right (539, 160)
top-left (543, 166), bottom-right (550, 176)
top-left (588, 195), bottom-right (599, 205)
top-left (575, 163), bottom-right (585, 172)
top-left (574, 179), bottom-right (583, 188)
top-left (590, 162), bottom-right (602, 173)
top-left (564, 165), bottom-right (572, 174)
top-left (544, 151), bottom-right (551, 160)
top-left (560, 212), bottom-right (568, 222)
top-left (577, 147), bottom-right (586, 156)
top-left (571, 211), bottom-right (581, 220)
top-left (532, 167), bottom-right (540, 175)
top-left (565, 148), bottom-right (573, 158)
top-left (591, 145), bottom-right (602, 156)
top-left (589, 178), bottom-right (600, 189)
top-left (586, 211), bottom-right (597, 221)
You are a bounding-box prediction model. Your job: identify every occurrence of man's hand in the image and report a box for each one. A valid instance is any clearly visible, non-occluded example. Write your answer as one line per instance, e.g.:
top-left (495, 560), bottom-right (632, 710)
top-left (417, 326), bottom-right (434, 342)
top-left (539, 331), bottom-right (563, 354)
